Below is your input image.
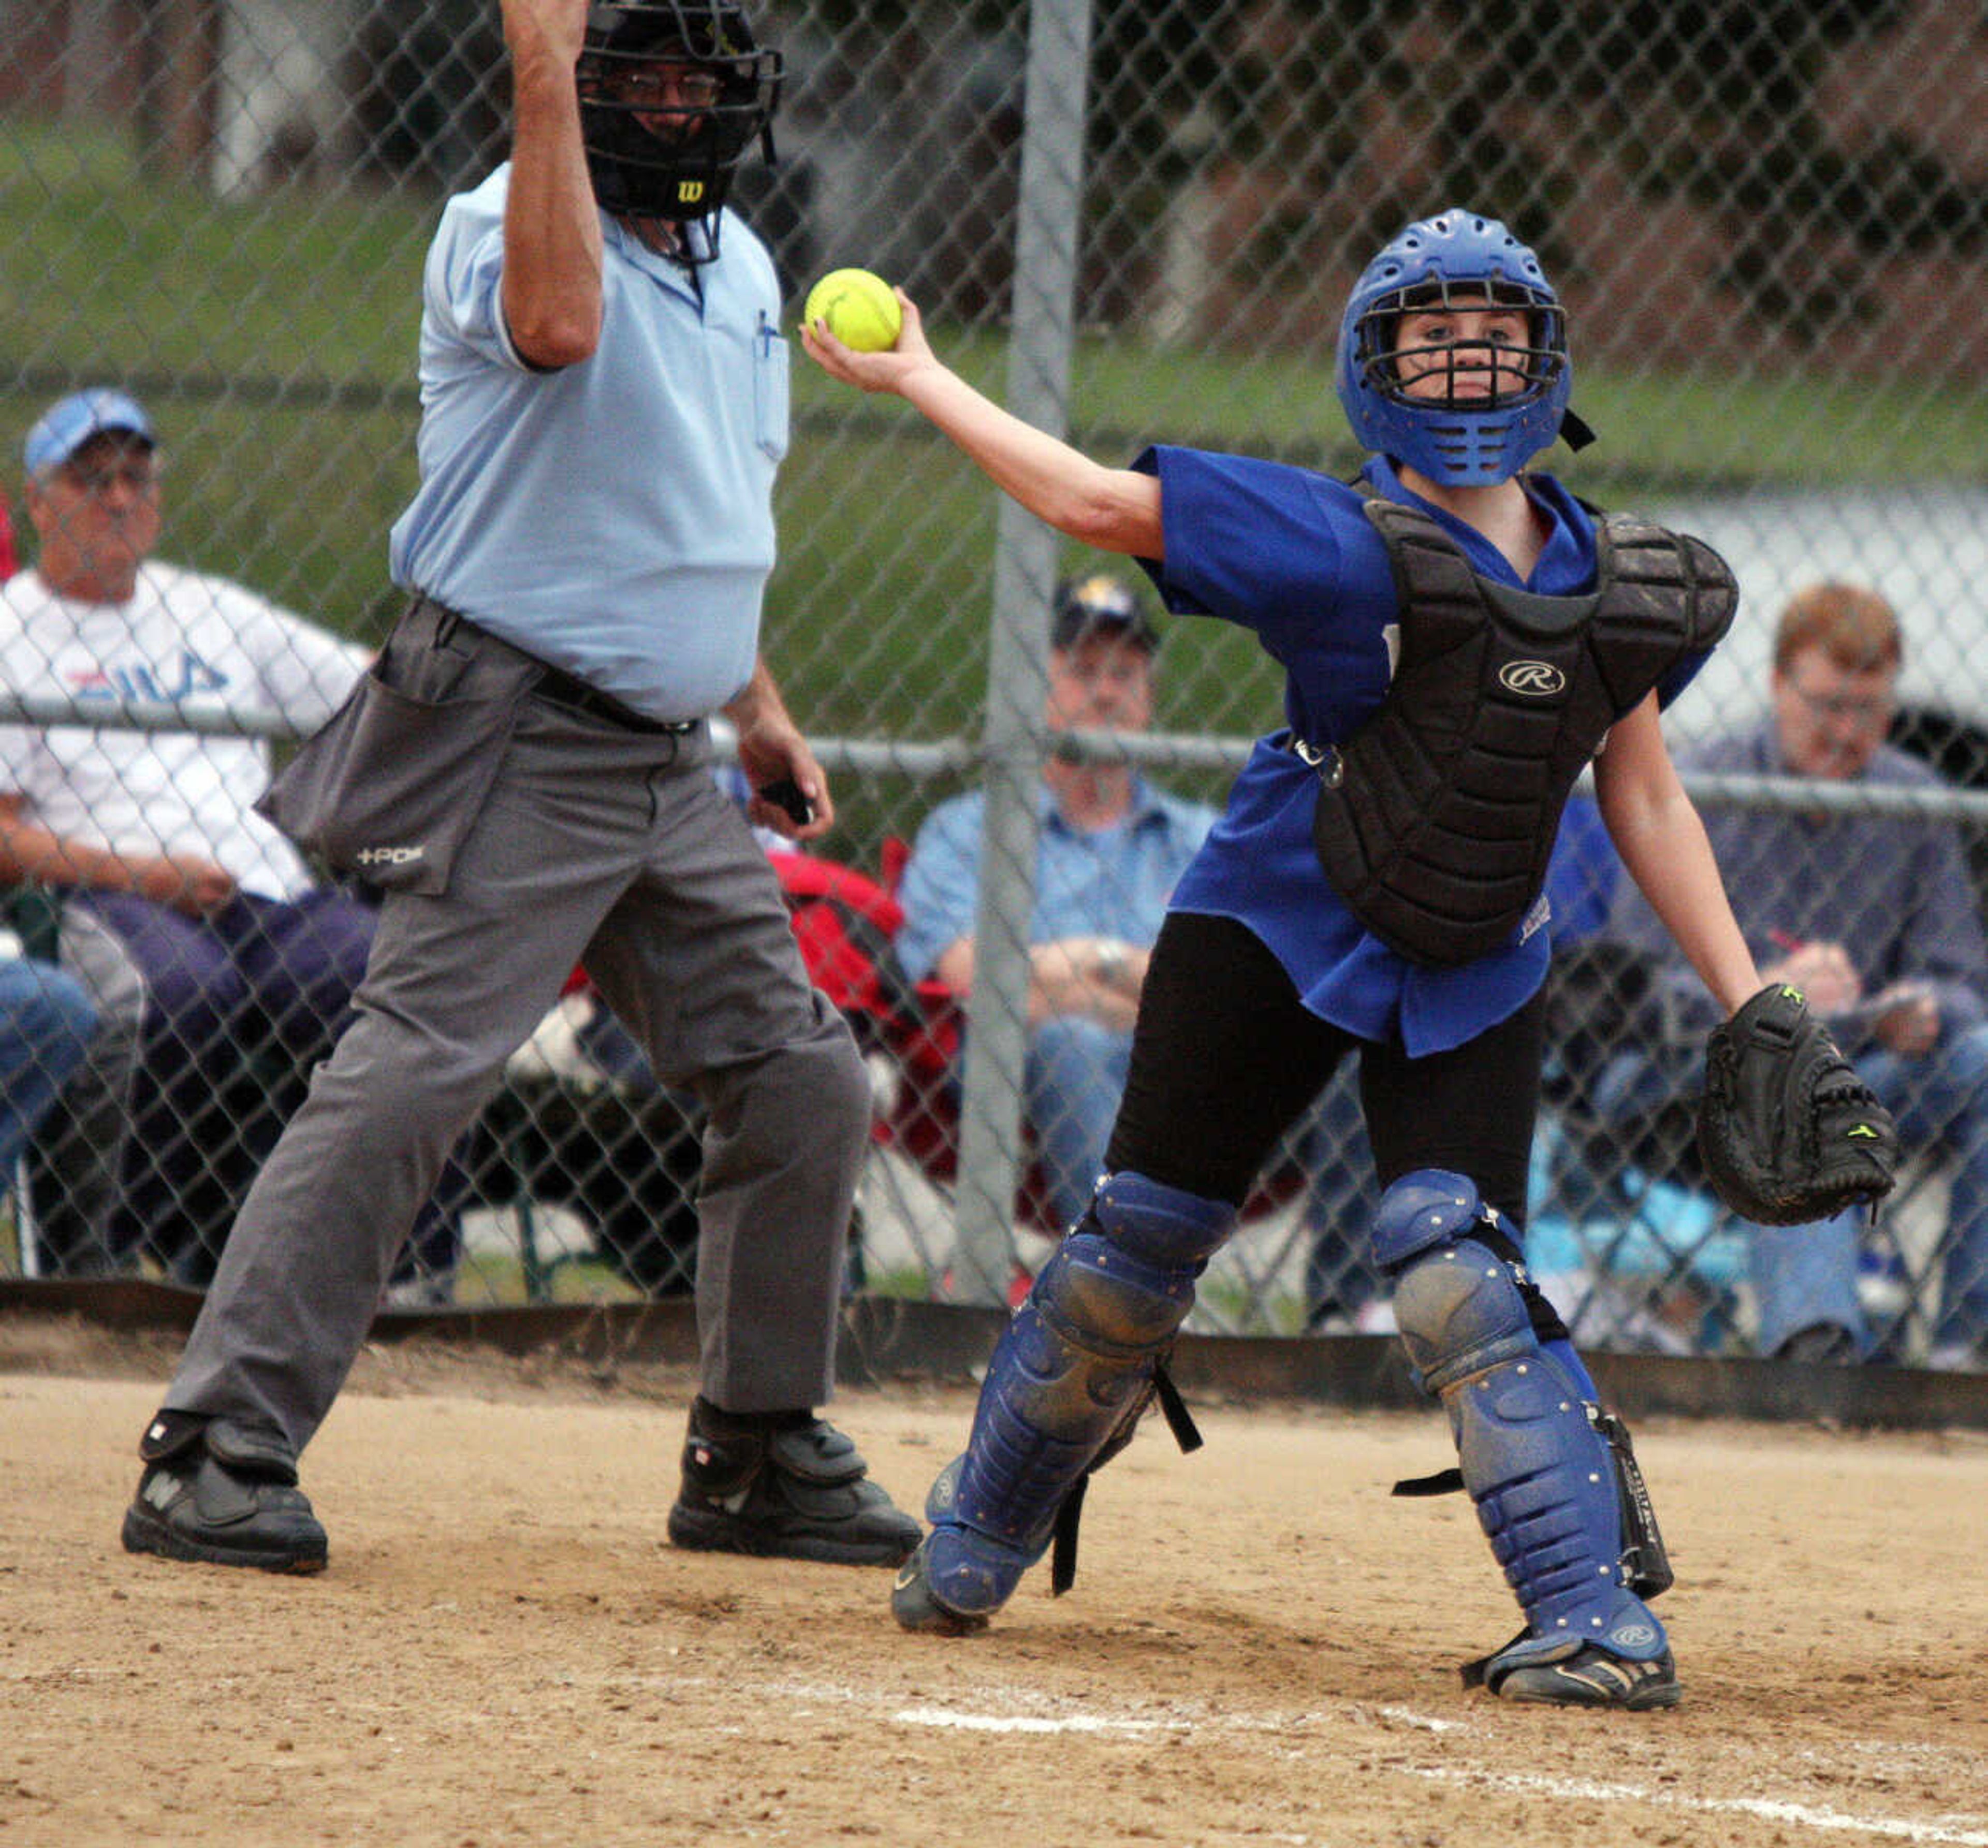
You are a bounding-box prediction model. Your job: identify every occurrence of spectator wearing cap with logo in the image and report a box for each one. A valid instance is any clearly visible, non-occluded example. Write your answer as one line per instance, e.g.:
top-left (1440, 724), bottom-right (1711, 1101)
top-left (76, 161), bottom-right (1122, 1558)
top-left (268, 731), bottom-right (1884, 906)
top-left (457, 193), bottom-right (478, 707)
top-left (0, 388), bottom-right (460, 1286)
top-left (894, 574), bottom-right (1219, 1233)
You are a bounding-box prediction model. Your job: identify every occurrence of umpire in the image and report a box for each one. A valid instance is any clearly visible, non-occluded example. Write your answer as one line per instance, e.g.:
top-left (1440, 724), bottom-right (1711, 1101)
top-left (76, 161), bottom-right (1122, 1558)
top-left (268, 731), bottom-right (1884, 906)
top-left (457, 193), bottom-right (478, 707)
top-left (121, 0), bottom-right (918, 1574)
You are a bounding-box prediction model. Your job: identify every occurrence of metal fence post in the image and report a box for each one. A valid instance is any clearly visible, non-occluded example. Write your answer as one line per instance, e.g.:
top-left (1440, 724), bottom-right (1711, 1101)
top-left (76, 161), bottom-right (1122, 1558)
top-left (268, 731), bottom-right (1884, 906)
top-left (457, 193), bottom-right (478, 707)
top-left (947, 0), bottom-right (1096, 1304)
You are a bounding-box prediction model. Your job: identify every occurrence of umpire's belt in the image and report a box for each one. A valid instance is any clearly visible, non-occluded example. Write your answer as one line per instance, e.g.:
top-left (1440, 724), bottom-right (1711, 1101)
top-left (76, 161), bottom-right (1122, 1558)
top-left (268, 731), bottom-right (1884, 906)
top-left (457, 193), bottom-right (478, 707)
top-left (415, 596), bottom-right (701, 737)
top-left (528, 659), bottom-right (701, 736)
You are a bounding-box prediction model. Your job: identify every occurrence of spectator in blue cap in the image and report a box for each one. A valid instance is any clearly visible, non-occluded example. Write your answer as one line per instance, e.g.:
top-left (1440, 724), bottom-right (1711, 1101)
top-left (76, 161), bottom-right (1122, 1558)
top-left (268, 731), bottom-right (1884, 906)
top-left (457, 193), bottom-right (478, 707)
top-left (21, 388), bottom-right (158, 483)
top-left (0, 387), bottom-right (461, 1290)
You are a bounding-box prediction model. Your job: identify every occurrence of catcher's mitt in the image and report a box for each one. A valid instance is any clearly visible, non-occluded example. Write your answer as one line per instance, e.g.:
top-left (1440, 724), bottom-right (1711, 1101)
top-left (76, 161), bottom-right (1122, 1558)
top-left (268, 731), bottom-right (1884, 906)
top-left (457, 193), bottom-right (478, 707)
top-left (1698, 982), bottom-right (1901, 1225)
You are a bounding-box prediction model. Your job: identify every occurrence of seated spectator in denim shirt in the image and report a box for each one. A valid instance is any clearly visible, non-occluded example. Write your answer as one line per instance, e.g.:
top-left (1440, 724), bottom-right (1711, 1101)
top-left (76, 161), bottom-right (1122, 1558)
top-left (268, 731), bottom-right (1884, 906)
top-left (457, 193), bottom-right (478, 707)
top-left (893, 575), bottom-right (1217, 1230)
top-left (0, 938), bottom-right (95, 1217)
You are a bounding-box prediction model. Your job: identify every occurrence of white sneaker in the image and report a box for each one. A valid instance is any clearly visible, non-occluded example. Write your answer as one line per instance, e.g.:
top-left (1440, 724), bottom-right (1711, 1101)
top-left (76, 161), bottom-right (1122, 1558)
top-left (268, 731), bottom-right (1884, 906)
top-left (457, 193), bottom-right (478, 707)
top-left (1354, 1300), bottom-right (1398, 1335)
top-left (382, 1274), bottom-right (456, 1310)
top-left (1924, 1342), bottom-right (1982, 1373)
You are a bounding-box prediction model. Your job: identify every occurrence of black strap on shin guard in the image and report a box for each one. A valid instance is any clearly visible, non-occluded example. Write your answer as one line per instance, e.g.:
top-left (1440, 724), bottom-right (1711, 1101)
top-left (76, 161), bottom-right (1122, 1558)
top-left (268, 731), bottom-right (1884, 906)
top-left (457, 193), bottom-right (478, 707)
top-left (1392, 1465), bottom-right (1465, 1497)
top-left (1153, 1362), bottom-right (1203, 1453)
top-left (1048, 1362), bottom-right (1203, 1597)
top-left (1050, 1476), bottom-right (1090, 1595)
top-left (1389, 1414), bottom-right (1671, 1599)
top-left (1595, 1407), bottom-right (1673, 1598)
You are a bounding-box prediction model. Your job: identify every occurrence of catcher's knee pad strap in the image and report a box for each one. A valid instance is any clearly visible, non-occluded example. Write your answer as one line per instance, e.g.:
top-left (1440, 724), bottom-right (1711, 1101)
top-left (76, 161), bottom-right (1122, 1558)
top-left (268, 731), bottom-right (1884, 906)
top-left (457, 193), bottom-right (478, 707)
top-left (941, 1174), bottom-right (1234, 1566)
top-left (1452, 1349), bottom-right (1669, 1661)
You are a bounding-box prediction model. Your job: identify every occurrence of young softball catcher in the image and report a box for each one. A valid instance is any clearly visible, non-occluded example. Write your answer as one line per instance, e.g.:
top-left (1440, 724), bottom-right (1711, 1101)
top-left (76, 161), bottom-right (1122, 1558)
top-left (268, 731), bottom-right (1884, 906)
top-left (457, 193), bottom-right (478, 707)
top-left (807, 208), bottom-right (1896, 1707)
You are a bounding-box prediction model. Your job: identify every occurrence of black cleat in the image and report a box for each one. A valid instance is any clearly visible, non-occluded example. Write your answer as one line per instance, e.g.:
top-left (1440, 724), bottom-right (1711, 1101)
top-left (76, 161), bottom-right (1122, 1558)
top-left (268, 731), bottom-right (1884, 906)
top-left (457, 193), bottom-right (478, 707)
top-left (666, 1399), bottom-right (919, 1566)
top-left (890, 1538), bottom-right (988, 1635)
top-left (1487, 1643), bottom-right (1682, 1710)
top-left (121, 1412), bottom-right (327, 1574)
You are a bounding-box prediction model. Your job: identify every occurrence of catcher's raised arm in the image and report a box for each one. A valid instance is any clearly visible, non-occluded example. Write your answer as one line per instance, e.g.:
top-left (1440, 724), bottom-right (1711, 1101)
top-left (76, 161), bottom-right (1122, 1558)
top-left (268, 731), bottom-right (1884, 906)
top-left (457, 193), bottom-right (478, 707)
top-left (1698, 982), bottom-right (1901, 1225)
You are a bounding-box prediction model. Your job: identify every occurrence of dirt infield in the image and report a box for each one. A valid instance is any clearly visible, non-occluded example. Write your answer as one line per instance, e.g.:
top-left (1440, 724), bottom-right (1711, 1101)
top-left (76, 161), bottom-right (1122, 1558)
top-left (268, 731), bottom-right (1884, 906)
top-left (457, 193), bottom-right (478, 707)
top-left (3, 1312), bottom-right (1986, 1848)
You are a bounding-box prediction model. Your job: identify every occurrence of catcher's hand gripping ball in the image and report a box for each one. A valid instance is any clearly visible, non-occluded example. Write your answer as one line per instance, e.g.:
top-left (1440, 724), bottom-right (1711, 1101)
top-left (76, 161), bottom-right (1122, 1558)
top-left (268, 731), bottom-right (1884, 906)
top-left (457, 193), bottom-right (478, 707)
top-left (802, 268), bottom-right (903, 352)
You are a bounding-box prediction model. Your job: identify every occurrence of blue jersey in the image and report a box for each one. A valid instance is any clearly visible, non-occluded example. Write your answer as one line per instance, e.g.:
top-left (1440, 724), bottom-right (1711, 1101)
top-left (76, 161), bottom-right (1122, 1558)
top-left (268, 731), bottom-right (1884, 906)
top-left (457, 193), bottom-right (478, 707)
top-left (1134, 450), bottom-right (1712, 1057)
top-left (388, 165), bottom-right (789, 722)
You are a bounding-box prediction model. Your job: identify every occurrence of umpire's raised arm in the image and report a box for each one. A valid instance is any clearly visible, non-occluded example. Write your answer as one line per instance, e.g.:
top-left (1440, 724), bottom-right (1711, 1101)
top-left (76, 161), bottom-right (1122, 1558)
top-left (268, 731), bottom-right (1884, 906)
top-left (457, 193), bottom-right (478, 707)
top-left (500, 0), bottom-right (604, 367)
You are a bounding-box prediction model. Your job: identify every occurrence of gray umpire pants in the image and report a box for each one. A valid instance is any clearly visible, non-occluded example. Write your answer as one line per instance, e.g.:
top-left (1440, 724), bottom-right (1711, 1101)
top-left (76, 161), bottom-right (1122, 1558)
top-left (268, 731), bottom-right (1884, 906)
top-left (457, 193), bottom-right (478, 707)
top-left (164, 606), bottom-right (870, 1459)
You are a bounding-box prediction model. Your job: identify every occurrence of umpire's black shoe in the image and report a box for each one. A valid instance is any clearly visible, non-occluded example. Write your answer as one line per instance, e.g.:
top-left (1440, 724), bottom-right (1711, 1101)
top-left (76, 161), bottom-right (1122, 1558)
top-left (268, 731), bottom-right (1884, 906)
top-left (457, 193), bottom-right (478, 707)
top-left (1486, 1642), bottom-right (1682, 1711)
top-left (666, 1398), bottom-right (919, 1566)
top-left (121, 1410), bottom-right (328, 1574)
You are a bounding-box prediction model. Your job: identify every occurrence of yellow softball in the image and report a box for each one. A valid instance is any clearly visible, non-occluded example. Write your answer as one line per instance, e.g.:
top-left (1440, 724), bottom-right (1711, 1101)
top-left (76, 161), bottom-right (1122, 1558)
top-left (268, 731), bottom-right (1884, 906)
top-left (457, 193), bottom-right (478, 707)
top-left (802, 268), bottom-right (904, 353)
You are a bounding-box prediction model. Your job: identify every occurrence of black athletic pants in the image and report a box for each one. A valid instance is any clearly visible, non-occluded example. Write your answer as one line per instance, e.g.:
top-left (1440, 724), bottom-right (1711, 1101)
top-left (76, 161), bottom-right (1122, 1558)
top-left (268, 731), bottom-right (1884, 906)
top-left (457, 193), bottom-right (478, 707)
top-left (1106, 913), bottom-right (1560, 1332)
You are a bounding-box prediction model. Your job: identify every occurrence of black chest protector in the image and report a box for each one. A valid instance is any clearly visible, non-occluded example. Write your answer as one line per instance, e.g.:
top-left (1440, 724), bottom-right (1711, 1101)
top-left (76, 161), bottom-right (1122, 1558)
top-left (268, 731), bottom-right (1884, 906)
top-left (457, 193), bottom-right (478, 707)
top-left (1307, 494), bottom-right (1737, 968)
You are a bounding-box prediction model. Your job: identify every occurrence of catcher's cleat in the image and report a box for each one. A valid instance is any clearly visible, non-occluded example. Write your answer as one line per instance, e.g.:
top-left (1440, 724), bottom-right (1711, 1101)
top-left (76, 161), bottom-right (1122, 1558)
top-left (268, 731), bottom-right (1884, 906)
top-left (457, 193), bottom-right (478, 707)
top-left (121, 1413), bottom-right (327, 1574)
top-left (666, 1399), bottom-right (919, 1566)
top-left (891, 1537), bottom-right (989, 1636)
top-left (1476, 1636), bottom-right (1682, 1711)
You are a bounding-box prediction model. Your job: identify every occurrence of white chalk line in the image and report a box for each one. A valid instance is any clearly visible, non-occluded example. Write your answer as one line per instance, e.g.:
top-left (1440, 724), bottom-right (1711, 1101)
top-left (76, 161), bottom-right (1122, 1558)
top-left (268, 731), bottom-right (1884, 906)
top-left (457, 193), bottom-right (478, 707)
top-left (1396, 1765), bottom-right (1988, 1847)
top-left (895, 1706), bottom-right (1178, 1736)
top-left (884, 1690), bottom-right (1986, 1844)
top-left (612, 1668), bottom-right (1988, 1843)
top-left (889, 1699), bottom-right (1461, 1738)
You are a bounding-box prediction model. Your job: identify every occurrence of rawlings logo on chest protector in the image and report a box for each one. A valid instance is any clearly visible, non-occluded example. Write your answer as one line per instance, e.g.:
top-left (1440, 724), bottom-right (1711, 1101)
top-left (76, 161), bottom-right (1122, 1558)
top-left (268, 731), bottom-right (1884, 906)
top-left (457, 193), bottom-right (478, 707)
top-left (1304, 491), bottom-right (1737, 968)
top-left (1498, 660), bottom-right (1567, 696)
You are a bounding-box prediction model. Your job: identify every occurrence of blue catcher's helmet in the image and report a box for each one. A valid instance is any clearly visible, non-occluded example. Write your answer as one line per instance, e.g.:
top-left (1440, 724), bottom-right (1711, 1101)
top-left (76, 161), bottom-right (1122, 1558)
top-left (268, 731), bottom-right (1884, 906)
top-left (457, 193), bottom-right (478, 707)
top-left (1334, 209), bottom-right (1574, 486)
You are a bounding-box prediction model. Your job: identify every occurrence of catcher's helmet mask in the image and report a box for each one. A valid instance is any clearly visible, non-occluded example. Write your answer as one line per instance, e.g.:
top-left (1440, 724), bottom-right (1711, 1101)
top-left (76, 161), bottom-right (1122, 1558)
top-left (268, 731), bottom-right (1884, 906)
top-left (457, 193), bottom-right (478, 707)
top-left (1335, 209), bottom-right (1585, 486)
top-left (577, 1), bottom-right (781, 254)
top-left (1369, 279), bottom-right (1562, 414)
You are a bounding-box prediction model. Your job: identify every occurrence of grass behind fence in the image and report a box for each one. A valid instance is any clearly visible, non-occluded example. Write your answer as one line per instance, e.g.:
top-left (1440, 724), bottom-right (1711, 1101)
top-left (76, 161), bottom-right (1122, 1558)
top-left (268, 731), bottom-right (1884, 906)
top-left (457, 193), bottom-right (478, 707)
top-left (6, 112), bottom-right (1986, 850)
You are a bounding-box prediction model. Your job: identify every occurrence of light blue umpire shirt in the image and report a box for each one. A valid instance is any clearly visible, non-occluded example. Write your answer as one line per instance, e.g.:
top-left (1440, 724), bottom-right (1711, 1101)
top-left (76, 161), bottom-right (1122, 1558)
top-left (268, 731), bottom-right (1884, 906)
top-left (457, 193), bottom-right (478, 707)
top-left (894, 778), bottom-right (1219, 988)
top-left (388, 164), bottom-right (790, 723)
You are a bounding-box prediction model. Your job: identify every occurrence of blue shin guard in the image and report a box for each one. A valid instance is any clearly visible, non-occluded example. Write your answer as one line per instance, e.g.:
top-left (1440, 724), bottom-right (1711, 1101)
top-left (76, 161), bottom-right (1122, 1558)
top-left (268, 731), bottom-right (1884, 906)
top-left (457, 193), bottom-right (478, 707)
top-left (1378, 1171), bottom-right (1672, 1686)
top-left (908, 1172), bottom-right (1235, 1627)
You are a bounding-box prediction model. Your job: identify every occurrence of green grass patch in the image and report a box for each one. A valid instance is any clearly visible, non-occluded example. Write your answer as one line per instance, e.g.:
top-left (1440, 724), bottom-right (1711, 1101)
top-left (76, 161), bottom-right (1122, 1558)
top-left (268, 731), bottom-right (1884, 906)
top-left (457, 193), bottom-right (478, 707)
top-left (7, 110), bottom-right (1982, 860)
top-left (456, 1247), bottom-right (647, 1308)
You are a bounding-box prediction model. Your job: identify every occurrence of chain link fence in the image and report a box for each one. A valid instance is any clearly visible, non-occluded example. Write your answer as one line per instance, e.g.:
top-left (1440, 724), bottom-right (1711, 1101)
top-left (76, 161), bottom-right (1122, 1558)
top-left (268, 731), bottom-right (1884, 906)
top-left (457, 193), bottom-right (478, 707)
top-left (3, 0), bottom-right (1986, 1363)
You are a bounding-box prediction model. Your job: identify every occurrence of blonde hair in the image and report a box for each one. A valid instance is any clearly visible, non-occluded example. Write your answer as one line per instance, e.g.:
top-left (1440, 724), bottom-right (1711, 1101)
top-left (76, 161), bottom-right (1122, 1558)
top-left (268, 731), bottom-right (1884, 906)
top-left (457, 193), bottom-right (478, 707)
top-left (1773, 580), bottom-right (1902, 675)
